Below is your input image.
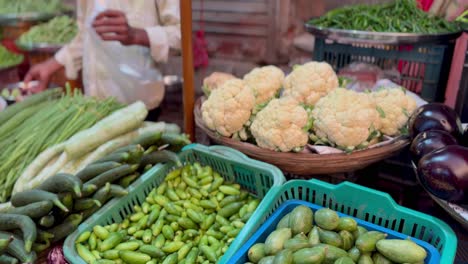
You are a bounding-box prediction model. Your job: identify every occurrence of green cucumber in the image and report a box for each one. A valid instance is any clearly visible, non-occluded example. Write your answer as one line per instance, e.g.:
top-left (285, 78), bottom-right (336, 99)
top-left (39, 215), bottom-right (55, 228)
top-left (74, 198), bottom-right (101, 211)
top-left (6, 200), bottom-right (53, 218)
top-left (11, 190), bottom-right (69, 212)
top-left (112, 144), bottom-right (142, 154)
top-left (160, 133), bottom-right (191, 152)
top-left (93, 152), bottom-right (130, 164)
top-left (84, 164), bottom-right (138, 189)
top-left (109, 184), bottom-right (128, 197)
top-left (76, 162), bottom-right (121, 182)
top-left (132, 131), bottom-right (163, 149)
top-left (0, 231), bottom-right (36, 263)
top-left (139, 150), bottom-right (182, 168)
top-left (37, 173), bottom-right (82, 197)
top-left (0, 214), bottom-right (37, 253)
top-left (0, 235), bottom-right (13, 254)
top-left (47, 214), bottom-right (83, 243)
top-left (0, 254), bottom-right (19, 264)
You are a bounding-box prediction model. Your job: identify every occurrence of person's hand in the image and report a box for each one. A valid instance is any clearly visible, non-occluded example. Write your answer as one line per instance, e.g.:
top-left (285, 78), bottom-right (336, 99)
top-left (24, 58), bottom-right (63, 93)
top-left (92, 9), bottom-right (149, 46)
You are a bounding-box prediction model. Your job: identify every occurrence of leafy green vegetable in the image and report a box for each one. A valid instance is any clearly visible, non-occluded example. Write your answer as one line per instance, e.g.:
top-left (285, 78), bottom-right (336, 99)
top-left (308, 0), bottom-right (460, 33)
top-left (0, 45), bottom-right (23, 68)
top-left (18, 16), bottom-right (77, 45)
top-left (0, 0), bottom-right (66, 14)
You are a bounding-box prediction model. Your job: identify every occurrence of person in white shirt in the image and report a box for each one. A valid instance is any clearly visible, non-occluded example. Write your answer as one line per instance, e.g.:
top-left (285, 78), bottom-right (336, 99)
top-left (24, 0), bottom-right (181, 114)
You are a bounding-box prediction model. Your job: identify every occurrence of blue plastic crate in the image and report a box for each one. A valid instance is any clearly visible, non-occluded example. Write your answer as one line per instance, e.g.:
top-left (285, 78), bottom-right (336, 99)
top-left (314, 38), bottom-right (454, 102)
top-left (230, 200), bottom-right (441, 264)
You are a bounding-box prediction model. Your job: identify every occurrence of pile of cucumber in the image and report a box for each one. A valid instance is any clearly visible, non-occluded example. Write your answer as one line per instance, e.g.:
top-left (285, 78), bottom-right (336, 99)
top-left (247, 206), bottom-right (427, 264)
top-left (0, 131), bottom-right (190, 264)
top-left (75, 162), bottom-right (260, 264)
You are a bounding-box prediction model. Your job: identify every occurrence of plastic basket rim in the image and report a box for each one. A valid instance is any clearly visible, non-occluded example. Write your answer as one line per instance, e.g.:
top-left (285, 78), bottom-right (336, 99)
top-left (64, 144), bottom-right (286, 264)
top-left (253, 179), bottom-right (457, 262)
top-left (229, 199), bottom-right (441, 264)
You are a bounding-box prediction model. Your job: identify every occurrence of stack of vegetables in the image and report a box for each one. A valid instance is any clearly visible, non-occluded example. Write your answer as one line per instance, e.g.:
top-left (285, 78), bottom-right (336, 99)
top-left (308, 0), bottom-right (460, 33)
top-left (74, 162), bottom-right (259, 264)
top-left (18, 16), bottom-right (78, 46)
top-left (246, 206), bottom-right (428, 263)
top-left (0, 85), bottom-right (190, 262)
top-left (0, 129), bottom-right (190, 263)
top-left (201, 61), bottom-right (418, 153)
top-left (0, 0), bottom-right (66, 14)
top-left (0, 88), bottom-right (122, 203)
top-left (0, 45), bottom-right (23, 69)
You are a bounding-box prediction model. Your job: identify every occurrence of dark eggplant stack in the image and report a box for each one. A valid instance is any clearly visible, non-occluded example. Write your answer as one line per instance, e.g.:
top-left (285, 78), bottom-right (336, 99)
top-left (409, 103), bottom-right (468, 204)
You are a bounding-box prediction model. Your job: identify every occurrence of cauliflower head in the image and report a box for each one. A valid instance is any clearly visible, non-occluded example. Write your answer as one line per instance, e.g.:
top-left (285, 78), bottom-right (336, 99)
top-left (202, 72), bottom-right (236, 97)
top-left (250, 97), bottom-right (311, 152)
top-left (311, 88), bottom-right (381, 150)
top-left (372, 88), bottom-right (417, 136)
top-left (244, 65), bottom-right (285, 105)
top-left (283, 61), bottom-right (339, 106)
top-left (201, 79), bottom-right (255, 137)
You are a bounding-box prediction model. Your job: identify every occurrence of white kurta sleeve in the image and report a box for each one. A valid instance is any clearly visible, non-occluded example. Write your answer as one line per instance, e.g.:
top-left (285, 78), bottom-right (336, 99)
top-left (54, 0), bottom-right (86, 79)
top-left (144, 0), bottom-right (181, 63)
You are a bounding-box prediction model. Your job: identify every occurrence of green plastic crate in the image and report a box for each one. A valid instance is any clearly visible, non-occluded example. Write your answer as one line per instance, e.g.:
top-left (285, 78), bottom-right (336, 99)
top-left (63, 144), bottom-right (286, 264)
top-left (240, 179), bottom-right (457, 263)
top-left (314, 38), bottom-right (454, 102)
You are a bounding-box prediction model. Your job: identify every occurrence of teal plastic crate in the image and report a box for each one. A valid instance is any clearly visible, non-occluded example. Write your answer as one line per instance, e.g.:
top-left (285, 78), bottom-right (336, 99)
top-left (238, 179), bottom-right (457, 263)
top-left (63, 144), bottom-right (286, 264)
top-left (314, 38), bottom-right (454, 102)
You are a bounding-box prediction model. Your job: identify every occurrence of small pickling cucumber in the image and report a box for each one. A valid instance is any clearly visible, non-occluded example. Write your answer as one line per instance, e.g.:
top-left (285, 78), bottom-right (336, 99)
top-left (132, 131), bottom-right (163, 149)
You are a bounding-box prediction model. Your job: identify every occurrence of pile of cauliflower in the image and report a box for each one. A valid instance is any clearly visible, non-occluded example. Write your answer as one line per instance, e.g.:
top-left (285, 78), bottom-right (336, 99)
top-left (201, 61), bottom-right (418, 153)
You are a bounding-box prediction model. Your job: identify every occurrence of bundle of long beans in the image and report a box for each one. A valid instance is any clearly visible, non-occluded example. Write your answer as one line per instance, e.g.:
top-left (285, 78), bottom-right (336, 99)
top-left (0, 89), bottom-right (123, 202)
top-left (309, 0), bottom-right (460, 33)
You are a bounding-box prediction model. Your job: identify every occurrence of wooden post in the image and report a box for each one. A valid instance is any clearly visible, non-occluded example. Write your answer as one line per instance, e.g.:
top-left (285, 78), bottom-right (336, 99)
top-left (180, 0), bottom-right (196, 141)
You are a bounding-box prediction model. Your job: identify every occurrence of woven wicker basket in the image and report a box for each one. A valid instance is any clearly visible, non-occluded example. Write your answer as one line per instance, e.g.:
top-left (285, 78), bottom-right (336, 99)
top-left (195, 97), bottom-right (409, 176)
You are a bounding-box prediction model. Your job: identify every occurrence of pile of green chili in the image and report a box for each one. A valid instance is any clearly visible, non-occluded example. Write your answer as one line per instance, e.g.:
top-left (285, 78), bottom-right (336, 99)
top-left (308, 0), bottom-right (460, 33)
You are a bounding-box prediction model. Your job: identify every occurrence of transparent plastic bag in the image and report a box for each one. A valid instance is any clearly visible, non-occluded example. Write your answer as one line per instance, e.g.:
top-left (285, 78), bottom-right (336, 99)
top-left (85, 0), bottom-right (163, 108)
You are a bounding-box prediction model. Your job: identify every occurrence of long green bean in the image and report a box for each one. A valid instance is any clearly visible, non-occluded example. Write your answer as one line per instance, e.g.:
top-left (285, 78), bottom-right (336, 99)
top-left (0, 90), bottom-right (123, 202)
top-left (308, 0), bottom-right (461, 33)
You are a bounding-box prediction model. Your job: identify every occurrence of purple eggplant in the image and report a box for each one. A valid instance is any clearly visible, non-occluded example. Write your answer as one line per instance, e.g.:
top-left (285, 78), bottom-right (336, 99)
top-left (410, 130), bottom-right (458, 164)
top-left (409, 103), bottom-right (463, 140)
top-left (417, 145), bottom-right (468, 203)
